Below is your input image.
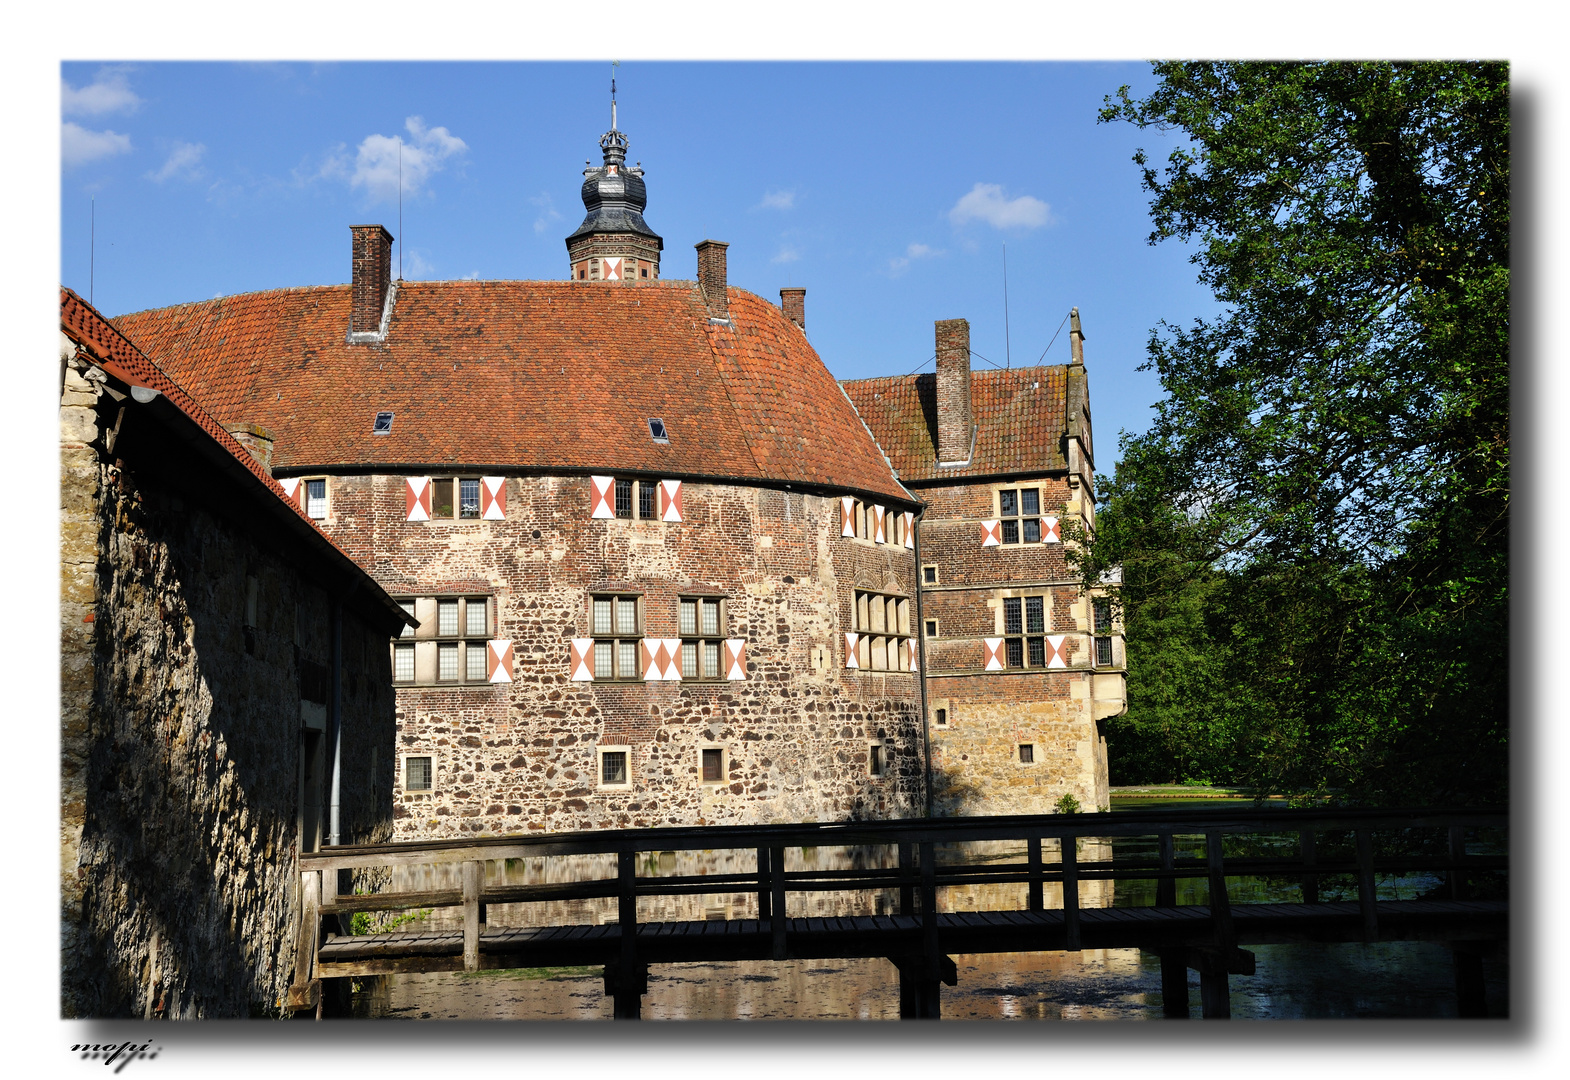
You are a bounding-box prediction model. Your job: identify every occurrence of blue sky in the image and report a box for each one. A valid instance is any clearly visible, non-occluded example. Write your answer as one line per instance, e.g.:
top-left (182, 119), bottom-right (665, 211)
top-left (59, 60), bottom-right (1221, 470)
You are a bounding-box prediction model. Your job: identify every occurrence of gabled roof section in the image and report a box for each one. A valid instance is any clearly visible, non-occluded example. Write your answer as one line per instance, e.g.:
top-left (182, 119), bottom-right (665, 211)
top-left (111, 279), bottom-right (911, 504)
top-left (60, 287), bottom-right (413, 634)
top-left (841, 365), bottom-right (1071, 483)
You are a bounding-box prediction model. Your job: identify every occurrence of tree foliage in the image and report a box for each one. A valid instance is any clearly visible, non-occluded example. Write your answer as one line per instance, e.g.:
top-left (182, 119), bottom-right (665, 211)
top-left (1089, 62), bottom-right (1508, 806)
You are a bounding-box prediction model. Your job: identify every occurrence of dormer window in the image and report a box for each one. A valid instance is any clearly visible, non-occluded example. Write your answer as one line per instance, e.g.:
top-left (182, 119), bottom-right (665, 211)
top-left (648, 418), bottom-right (668, 442)
top-left (373, 411), bottom-right (394, 434)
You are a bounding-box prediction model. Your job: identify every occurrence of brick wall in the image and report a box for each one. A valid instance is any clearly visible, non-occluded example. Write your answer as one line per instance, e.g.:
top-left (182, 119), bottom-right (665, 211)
top-left (312, 474), bottom-right (925, 837)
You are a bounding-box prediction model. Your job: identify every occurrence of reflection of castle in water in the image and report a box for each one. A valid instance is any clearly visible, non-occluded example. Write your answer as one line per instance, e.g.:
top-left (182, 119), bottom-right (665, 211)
top-left (391, 840), bottom-right (1114, 933)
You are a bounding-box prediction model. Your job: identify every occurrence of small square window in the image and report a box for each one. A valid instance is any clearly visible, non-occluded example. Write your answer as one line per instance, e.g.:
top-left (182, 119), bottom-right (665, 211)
top-left (869, 744), bottom-right (885, 777)
top-left (405, 755), bottom-right (432, 791)
top-left (306, 479), bottom-right (328, 519)
top-left (466, 641), bottom-right (487, 681)
top-left (701, 747), bottom-right (724, 783)
top-left (922, 565), bottom-right (938, 585)
top-left (615, 479), bottom-right (633, 518)
top-left (1096, 636), bottom-right (1115, 667)
top-left (935, 708), bottom-right (947, 727)
top-left (648, 417), bottom-right (669, 442)
top-left (925, 619), bottom-right (938, 638)
top-left (1019, 744), bottom-right (1035, 764)
top-left (373, 411), bottom-right (394, 434)
top-left (1093, 598), bottom-right (1113, 633)
top-left (600, 748), bottom-right (630, 787)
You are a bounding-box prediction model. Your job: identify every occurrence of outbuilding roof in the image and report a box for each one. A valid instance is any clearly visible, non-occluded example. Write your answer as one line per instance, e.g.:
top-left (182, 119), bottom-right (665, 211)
top-left (111, 279), bottom-right (913, 505)
top-left (840, 365), bottom-right (1072, 484)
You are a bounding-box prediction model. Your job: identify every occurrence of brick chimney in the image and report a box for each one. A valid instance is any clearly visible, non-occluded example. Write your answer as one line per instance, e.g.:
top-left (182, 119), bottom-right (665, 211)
top-left (780, 288), bottom-right (805, 329)
top-left (1069, 306), bottom-right (1086, 367)
top-left (350, 224), bottom-right (394, 334)
top-left (223, 422), bottom-right (275, 473)
top-left (935, 318), bottom-right (973, 464)
top-left (695, 239), bottom-right (729, 320)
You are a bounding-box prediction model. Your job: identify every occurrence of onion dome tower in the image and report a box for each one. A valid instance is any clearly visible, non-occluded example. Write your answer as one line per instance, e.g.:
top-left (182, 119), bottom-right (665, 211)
top-left (566, 74), bottom-right (663, 283)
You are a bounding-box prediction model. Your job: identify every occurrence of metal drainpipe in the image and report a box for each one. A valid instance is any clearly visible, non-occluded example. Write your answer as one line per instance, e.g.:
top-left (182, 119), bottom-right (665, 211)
top-left (910, 504), bottom-right (933, 818)
top-left (328, 597), bottom-right (343, 847)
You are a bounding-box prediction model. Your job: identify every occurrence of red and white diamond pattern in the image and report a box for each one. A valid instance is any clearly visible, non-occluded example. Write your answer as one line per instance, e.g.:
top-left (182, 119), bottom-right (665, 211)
top-left (724, 639), bottom-right (747, 680)
top-left (1043, 516), bottom-right (1061, 543)
top-left (908, 640), bottom-right (920, 673)
top-left (405, 477), bottom-right (432, 521)
top-left (981, 520), bottom-right (1002, 547)
top-left (486, 639), bottom-right (514, 683)
top-left (642, 638), bottom-right (682, 681)
top-left (1045, 635), bottom-right (1070, 669)
top-left (590, 476), bottom-right (615, 518)
top-left (841, 496), bottom-right (856, 537)
top-left (480, 477), bottom-right (506, 520)
top-left (569, 638), bottom-right (595, 681)
top-left (603, 257), bottom-right (622, 281)
top-left (873, 505), bottom-right (886, 544)
top-left (983, 637), bottom-right (1005, 670)
top-left (844, 631), bottom-right (859, 669)
top-left (659, 479), bottom-right (684, 522)
top-left (903, 511), bottom-right (915, 549)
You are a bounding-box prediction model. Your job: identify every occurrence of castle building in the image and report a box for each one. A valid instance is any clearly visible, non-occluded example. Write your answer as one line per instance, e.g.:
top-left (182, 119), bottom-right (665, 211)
top-left (105, 113), bottom-right (1122, 840)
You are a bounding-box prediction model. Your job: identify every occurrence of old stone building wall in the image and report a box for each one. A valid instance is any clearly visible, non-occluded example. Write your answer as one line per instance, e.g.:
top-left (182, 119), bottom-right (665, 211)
top-left (59, 339), bottom-right (398, 1018)
top-left (310, 472), bottom-right (925, 838)
top-left (914, 474), bottom-right (1110, 816)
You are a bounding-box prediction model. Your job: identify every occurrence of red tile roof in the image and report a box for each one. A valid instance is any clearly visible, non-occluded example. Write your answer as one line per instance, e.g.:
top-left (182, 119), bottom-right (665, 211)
top-left (60, 286), bottom-right (412, 632)
top-left (840, 366), bottom-right (1071, 483)
top-left (110, 279), bottom-right (912, 505)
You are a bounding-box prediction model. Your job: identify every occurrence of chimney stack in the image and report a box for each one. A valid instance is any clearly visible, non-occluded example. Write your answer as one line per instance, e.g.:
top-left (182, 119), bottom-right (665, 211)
top-left (695, 239), bottom-right (729, 320)
top-left (935, 318), bottom-right (973, 464)
top-left (780, 288), bottom-right (805, 329)
top-left (223, 422), bottom-right (275, 473)
top-left (1069, 306), bottom-right (1086, 367)
top-left (350, 225), bottom-right (394, 334)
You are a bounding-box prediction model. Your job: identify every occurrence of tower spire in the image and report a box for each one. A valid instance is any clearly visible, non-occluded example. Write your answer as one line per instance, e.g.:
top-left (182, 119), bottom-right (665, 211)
top-left (566, 65), bottom-right (663, 283)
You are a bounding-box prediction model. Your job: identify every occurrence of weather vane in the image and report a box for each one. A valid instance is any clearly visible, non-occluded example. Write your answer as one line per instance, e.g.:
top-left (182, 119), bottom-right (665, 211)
top-left (611, 60), bottom-right (619, 130)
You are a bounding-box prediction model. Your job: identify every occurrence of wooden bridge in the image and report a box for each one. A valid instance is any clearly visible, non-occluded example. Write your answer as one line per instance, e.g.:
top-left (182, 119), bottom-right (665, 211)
top-left (285, 806), bottom-right (1507, 1019)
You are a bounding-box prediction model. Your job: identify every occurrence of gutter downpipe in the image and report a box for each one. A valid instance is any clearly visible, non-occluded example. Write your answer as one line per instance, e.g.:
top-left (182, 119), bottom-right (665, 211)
top-left (911, 504), bottom-right (934, 818)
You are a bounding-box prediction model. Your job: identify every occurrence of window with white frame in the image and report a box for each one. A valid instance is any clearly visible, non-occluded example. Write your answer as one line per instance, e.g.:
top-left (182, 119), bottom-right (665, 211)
top-left (592, 594), bottom-right (642, 680)
top-left (390, 595), bottom-right (493, 685)
top-left (998, 486), bottom-right (1043, 544)
top-left (598, 746), bottom-right (632, 788)
top-left (403, 754), bottom-right (434, 792)
top-left (305, 478), bottom-right (328, 520)
top-left (853, 590), bottom-right (913, 672)
top-left (1003, 595), bottom-right (1048, 668)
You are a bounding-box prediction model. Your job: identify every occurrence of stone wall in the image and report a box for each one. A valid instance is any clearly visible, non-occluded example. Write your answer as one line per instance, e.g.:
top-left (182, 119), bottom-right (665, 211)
top-left (311, 474), bottom-right (925, 838)
top-left (59, 359), bottom-right (396, 1018)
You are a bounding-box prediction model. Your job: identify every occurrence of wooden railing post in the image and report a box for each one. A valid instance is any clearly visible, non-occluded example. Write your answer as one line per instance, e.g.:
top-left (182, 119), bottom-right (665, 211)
top-left (287, 869), bottom-right (322, 1015)
top-left (1061, 835), bottom-right (1080, 951)
top-left (1027, 837), bottom-right (1044, 913)
top-left (770, 844), bottom-right (787, 960)
top-left (1448, 825), bottom-right (1468, 901)
top-left (755, 846), bottom-right (772, 920)
top-left (462, 860), bottom-right (484, 973)
top-left (1299, 829), bottom-right (1319, 904)
top-left (1356, 830), bottom-right (1379, 943)
top-left (1157, 832), bottom-right (1176, 908)
top-left (899, 842), bottom-right (915, 916)
top-left (1204, 832), bottom-right (1233, 948)
top-left (918, 841), bottom-right (942, 1018)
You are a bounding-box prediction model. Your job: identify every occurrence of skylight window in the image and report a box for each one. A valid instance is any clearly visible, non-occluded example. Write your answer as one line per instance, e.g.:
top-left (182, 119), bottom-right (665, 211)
top-left (648, 418), bottom-right (669, 443)
top-left (373, 411), bottom-right (394, 434)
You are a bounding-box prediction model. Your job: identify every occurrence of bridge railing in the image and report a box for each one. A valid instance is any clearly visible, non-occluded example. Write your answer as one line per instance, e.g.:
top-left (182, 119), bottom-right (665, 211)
top-left (285, 806), bottom-right (1506, 1010)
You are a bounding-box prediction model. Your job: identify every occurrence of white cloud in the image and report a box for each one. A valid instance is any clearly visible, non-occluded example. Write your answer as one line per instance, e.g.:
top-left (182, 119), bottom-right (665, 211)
top-left (62, 68), bottom-right (141, 117)
top-left (401, 250), bottom-right (434, 280)
top-left (948, 183), bottom-right (1053, 230)
top-left (348, 116), bottom-right (468, 204)
top-left (147, 141), bottom-right (205, 183)
top-left (62, 122), bottom-right (132, 169)
top-left (771, 245), bottom-right (802, 265)
top-left (530, 192), bottom-right (563, 234)
top-left (759, 189), bottom-right (796, 211)
top-left (887, 242), bottom-right (940, 276)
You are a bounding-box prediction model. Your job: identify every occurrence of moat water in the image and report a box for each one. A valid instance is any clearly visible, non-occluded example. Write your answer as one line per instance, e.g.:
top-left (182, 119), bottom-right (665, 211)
top-left (354, 799), bottom-right (1509, 1020)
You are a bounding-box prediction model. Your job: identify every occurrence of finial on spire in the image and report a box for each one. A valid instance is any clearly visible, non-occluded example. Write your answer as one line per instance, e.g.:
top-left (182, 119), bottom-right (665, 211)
top-left (611, 60), bottom-right (619, 132)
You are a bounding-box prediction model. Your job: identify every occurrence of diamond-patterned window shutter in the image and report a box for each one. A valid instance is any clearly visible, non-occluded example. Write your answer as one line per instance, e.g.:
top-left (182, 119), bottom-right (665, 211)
top-left (570, 638), bottom-right (595, 681)
top-left (487, 640), bottom-right (514, 683)
top-left (981, 520), bottom-right (1002, 547)
top-left (873, 505), bottom-right (886, 544)
top-left (659, 479), bottom-right (684, 522)
top-left (590, 476), bottom-right (616, 518)
top-left (909, 640), bottom-right (920, 673)
top-left (724, 639), bottom-right (747, 680)
top-left (1043, 516), bottom-right (1062, 543)
top-left (604, 257), bottom-right (622, 281)
top-left (983, 637), bottom-right (1005, 670)
top-left (1045, 634), bottom-right (1070, 669)
top-left (841, 496), bottom-right (856, 537)
top-left (844, 631), bottom-right (860, 669)
top-left (405, 477), bottom-right (432, 521)
top-left (480, 477), bottom-right (506, 520)
top-left (903, 511), bottom-right (915, 550)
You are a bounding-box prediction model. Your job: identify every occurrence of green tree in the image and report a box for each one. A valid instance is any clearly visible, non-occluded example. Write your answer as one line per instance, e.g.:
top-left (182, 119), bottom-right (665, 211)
top-left (1090, 62), bottom-right (1508, 806)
